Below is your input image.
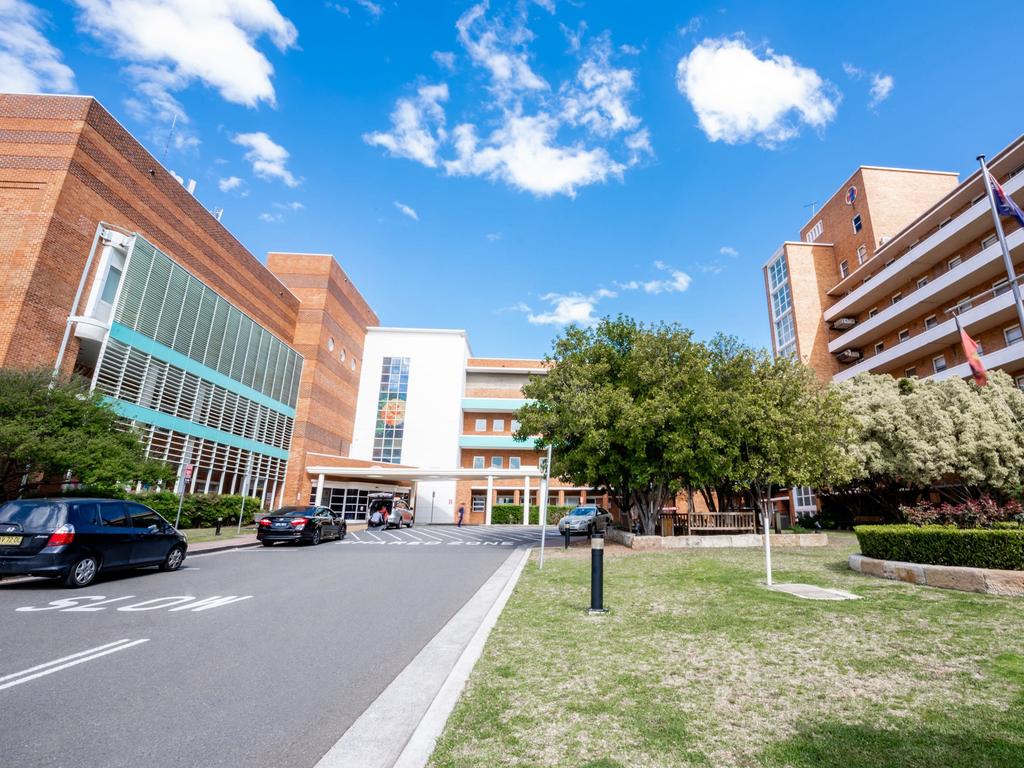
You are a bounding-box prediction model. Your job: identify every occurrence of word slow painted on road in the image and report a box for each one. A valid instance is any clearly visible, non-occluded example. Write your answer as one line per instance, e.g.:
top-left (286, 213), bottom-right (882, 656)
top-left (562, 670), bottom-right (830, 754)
top-left (15, 594), bottom-right (253, 613)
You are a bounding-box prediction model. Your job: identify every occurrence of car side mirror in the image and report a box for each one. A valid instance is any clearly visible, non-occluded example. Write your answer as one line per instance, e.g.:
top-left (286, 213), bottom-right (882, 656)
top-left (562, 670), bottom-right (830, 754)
top-left (148, 524), bottom-right (159, 533)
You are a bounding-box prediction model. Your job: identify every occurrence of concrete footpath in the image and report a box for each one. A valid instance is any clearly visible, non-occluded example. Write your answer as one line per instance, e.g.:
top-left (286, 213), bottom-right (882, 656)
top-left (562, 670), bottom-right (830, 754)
top-left (315, 545), bottom-right (532, 768)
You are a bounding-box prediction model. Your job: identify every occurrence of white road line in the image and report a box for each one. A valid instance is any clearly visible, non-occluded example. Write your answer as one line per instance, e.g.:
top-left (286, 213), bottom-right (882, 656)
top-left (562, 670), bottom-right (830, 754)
top-left (423, 528), bottom-right (461, 540)
top-left (411, 530), bottom-right (446, 542)
top-left (403, 530), bottom-right (435, 542)
top-left (380, 530), bottom-right (401, 540)
top-left (365, 531), bottom-right (382, 542)
top-left (0, 639), bottom-right (148, 691)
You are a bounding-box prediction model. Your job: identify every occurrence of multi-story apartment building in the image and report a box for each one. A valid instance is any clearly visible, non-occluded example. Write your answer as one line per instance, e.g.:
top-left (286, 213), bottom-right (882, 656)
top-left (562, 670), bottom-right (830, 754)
top-left (764, 133), bottom-right (1024, 385)
top-left (763, 134), bottom-right (1024, 517)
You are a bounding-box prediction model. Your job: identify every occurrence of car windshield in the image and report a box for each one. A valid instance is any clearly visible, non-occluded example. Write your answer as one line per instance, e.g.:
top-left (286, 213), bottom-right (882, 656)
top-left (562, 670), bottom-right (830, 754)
top-left (570, 508), bottom-right (595, 516)
top-left (273, 507), bottom-right (315, 517)
top-left (0, 500), bottom-right (67, 530)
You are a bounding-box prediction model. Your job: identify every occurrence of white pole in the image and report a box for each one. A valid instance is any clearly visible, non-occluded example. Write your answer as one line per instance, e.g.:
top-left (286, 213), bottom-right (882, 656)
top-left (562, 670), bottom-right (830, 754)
top-left (762, 503), bottom-right (773, 587)
top-left (539, 443), bottom-right (552, 570)
top-left (485, 475), bottom-right (494, 525)
top-left (978, 155), bottom-right (1024, 333)
top-left (237, 454), bottom-right (253, 535)
top-left (522, 475), bottom-right (530, 525)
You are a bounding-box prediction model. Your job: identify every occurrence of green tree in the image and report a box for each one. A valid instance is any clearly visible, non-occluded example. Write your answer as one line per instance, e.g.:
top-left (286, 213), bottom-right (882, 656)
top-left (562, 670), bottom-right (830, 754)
top-left (516, 317), bottom-right (716, 534)
top-left (0, 368), bottom-right (173, 502)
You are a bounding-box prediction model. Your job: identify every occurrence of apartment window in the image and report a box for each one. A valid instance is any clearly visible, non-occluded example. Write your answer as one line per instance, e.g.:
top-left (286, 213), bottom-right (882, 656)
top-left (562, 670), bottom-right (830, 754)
top-left (492, 418), bottom-right (505, 432)
top-left (509, 456), bottom-right (521, 470)
top-left (948, 255), bottom-right (963, 270)
top-left (496, 493), bottom-right (515, 505)
top-left (905, 367), bottom-right (918, 379)
top-left (805, 220), bottom-right (823, 243)
top-left (856, 244), bottom-right (868, 265)
top-left (852, 214), bottom-right (863, 233)
top-left (924, 315), bottom-right (938, 330)
top-left (993, 279), bottom-right (1011, 297)
top-left (510, 419), bottom-right (521, 433)
top-left (1005, 325), bottom-right (1024, 346)
top-left (917, 276), bottom-right (929, 290)
top-left (982, 234), bottom-right (999, 249)
top-left (874, 342), bottom-right (885, 355)
top-left (774, 312), bottom-right (796, 356)
top-left (939, 216), bottom-right (953, 229)
top-left (891, 292), bottom-right (902, 305)
top-left (898, 329), bottom-right (911, 343)
top-left (475, 418), bottom-right (487, 432)
top-left (868, 307), bottom-right (879, 319)
top-left (767, 254), bottom-right (796, 358)
top-left (933, 355), bottom-right (948, 373)
top-left (839, 260), bottom-right (850, 279)
top-left (490, 456), bottom-right (504, 469)
top-left (957, 298), bottom-right (974, 313)
top-left (885, 259), bottom-right (895, 268)
top-left (1009, 163), bottom-right (1024, 179)
top-left (1016, 375), bottom-right (1024, 391)
top-left (473, 456), bottom-right (485, 469)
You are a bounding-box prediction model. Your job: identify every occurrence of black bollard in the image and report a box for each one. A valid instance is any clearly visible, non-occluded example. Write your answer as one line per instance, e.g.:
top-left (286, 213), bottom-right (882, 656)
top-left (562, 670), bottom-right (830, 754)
top-left (564, 526), bottom-right (571, 550)
top-left (215, 517), bottom-right (223, 536)
top-left (588, 532), bottom-right (607, 613)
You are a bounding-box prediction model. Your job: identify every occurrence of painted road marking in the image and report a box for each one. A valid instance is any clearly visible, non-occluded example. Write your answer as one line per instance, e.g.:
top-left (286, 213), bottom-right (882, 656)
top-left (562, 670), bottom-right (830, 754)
top-left (15, 595), bottom-right (252, 613)
top-left (0, 638), bottom-right (149, 692)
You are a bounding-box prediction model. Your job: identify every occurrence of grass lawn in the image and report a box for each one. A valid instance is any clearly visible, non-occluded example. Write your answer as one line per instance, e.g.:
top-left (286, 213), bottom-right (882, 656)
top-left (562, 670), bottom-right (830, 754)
top-left (181, 526), bottom-right (255, 544)
top-left (429, 533), bottom-right (1024, 768)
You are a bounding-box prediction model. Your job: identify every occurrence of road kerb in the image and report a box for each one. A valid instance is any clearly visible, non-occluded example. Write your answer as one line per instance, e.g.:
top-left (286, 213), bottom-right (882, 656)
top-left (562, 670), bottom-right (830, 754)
top-left (314, 546), bottom-right (532, 768)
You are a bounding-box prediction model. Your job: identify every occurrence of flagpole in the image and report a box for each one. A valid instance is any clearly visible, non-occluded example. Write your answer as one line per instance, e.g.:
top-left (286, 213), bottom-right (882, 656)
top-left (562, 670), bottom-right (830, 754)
top-left (978, 155), bottom-right (1024, 334)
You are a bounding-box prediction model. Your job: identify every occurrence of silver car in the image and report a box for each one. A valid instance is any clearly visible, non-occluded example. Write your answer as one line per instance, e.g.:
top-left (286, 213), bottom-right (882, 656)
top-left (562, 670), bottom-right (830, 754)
top-left (557, 505), bottom-right (612, 536)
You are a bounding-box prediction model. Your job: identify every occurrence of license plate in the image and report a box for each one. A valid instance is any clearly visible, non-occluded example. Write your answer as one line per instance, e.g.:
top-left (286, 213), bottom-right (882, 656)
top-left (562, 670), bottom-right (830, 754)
top-left (273, 522), bottom-right (287, 527)
top-left (0, 535), bottom-right (21, 546)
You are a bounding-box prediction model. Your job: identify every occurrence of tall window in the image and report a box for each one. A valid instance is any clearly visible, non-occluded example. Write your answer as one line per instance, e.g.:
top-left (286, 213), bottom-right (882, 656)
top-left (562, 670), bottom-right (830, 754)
top-left (794, 486), bottom-right (816, 511)
top-left (856, 244), bottom-right (868, 265)
top-left (509, 456), bottom-right (521, 470)
top-left (852, 214), bottom-right (863, 233)
top-left (492, 418), bottom-right (505, 432)
top-left (372, 356), bottom-right (410, 464)
top-left (839, 260), bottom-right (849, 279)
top-left (767, 255), bottom-right (796, 358)
top-left (473, 456), bottom-right (485, 469)
top-left (1005, 325), bottom-right (1023, 346)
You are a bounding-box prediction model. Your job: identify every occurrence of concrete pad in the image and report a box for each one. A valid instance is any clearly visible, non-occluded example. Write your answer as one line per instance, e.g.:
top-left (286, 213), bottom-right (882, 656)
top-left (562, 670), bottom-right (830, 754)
top-left (768, 583), bottom-right (861, 601)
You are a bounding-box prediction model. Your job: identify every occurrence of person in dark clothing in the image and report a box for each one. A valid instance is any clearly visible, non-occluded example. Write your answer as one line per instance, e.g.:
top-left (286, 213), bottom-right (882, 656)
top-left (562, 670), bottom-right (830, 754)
top-left (457, 504), bottom-right (465, 527)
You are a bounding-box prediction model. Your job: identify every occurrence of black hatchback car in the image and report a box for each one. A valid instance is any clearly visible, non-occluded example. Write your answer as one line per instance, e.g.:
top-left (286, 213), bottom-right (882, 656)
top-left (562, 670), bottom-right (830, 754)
top-left (256, 506), bottom-right (346, 546)
top-left (0, 498), bottom-right (188, 588)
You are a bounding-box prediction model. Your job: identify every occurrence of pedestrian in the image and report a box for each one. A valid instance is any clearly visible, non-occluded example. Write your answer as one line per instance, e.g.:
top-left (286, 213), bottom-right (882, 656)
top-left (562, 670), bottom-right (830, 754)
top-left (457, 503), bottom-right (465, 527)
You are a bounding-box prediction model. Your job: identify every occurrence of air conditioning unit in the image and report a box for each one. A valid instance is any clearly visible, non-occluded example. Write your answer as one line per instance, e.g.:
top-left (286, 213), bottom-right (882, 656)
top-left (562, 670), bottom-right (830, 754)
top-left (878, 236), bottom-right (889, 246)
top-left (835, 348), bottom-right (862, 364)
top-left (831, 317), bottom-right (857, 330)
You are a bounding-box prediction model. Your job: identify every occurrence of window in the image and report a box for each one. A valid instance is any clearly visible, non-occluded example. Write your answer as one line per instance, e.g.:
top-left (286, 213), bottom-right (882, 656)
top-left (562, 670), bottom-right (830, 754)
top-left (993, 279), bottom-right (1011, 297)
top-left (805, 220), bottom-right (823, 242)
top-left (948, 255), bottom-right (963, 270)
top-left (885, 259), bottom-right (895, 268)
top-left (371, 356), bottom-right (410, 464)
top-left (1017, 375), bottom-right (1024, 391)
top-left (774, 312), bottom-right (796, 357)
top-left (794, 486), bottom-right (816, 511)
top-left (767, 254), bottom-right (795, 358)
top-left (852, 214), bottom-right (863, 233)
top-left (939, 216), bottom-right (953, 229)
top-left (957, 298), bottom-right (973, 313)
top-left (905, 367), bottom-right (918, 379)
top-left (898, 329), bottom-right (910, 343)
top-left (492, 419), bottom-right (505, 432)
top-left (127, 503), bottom-right (163, 530)
top-left (490, 456), bottom-right (504, 469)
top-left (839, 260), bottom-right (850, 279)
top-left (100, 502), bottom-right (128, 527)
top-left (924, 315), bottom-right (938, 330)
top-left (917, 276), bottom-right (929, 289)
top-left (933, 355), bottom-right (948, 373)
top-left (1005, 325), bottom-right (1024, 346)
top-left (874, 342), bottom-right (885, 355)
top-left (471, 494), bottom-right (486, 512)
top-left (340, 348), bottom-right (346, 362)
top-left (856, 244), bottom-right (868, 265)
top-left (99, 265), bottom-right (122, 305)
top-left (891, 292), bottom-right (902, 305)
top-left (496, 493), bottom-right (515, 505)
top-left (351, 358), bottom-right (357, 371)
top-left (327, 337), bottom-right (335, 352)
top-left (509, 456), bottom-right (521, 470)
top-left (982, 234), bottom-right (998, 249)
top-left (868, 307), bottom-right (879, 319)
top-left (475, 419), bottom-right (487, 432)
top-left (473, 456), bottom-right (485, 469)
top-left (510, 419), bottom-right (521, 433)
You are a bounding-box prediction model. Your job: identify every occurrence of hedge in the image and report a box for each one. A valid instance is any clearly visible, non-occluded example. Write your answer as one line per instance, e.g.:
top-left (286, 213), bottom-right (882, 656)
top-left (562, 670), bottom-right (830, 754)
top-left (489, 504), bottom-right (576, 525)
top-left (30, 487), bottom-right (261, 528)
top-left (855, 525), bottom-right (1024, 571)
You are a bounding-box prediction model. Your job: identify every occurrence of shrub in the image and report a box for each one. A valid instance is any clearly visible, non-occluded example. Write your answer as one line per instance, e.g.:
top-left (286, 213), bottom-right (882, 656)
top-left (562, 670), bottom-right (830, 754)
top-left (489, 504), bottom-right (575, 524)
top-left (530, 505), bottom-right (574, 525)
top-left (855, 524), bottom-right (1024, 570)
top-left (129, 492), bottom-right (260, 528)
top-left (900, 496), bottom-right (1024, 529)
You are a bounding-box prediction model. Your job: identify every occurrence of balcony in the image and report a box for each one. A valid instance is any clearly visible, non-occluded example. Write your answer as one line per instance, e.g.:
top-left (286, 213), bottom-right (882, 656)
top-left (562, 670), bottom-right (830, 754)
top-left (827, 228), bottom-right (1024, 354)
top-left (458, 435), bottom-right (540, 449)
top-left (461, 397), bottom-right (531, 412)
top-left (930, 338), bottom-right (1024, 382)
top-left (831, 288), bottom-right (1022, 382)
top-left (823, 171), bottom-right (1024, 321)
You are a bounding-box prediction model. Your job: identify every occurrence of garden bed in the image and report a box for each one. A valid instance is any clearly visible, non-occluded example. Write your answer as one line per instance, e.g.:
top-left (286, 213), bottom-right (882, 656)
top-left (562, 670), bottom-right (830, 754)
top-left (849, 554), bottom-right (1024, 596)
top-left (606, 527), bottom-right (828, 549)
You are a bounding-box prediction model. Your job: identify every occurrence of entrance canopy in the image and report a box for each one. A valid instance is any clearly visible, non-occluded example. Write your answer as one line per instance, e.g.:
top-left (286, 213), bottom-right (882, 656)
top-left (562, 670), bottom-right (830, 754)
top-left (306, 464), bottom-right (544, 481)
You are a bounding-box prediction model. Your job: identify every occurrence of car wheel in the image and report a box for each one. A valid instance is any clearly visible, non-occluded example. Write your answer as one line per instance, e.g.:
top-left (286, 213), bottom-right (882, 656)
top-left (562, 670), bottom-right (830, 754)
top-left (310, 528), bottom-right (321, 545)
top-left (262, 541), bottom-right (275, 547)
top-left (159, 545), bottom-right (186, 572)
top-left (408, 518), bottom-right (414, 528)
top-left (64, 555), bottom-right (99, 588)
top-left (339, 525), bottom-right (347, 540)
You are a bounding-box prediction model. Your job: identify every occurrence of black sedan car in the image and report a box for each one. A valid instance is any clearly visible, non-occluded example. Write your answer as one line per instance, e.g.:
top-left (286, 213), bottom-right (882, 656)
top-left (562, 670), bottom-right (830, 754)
top-left (0, 498), bottom-right (188, 588)
top-left (257, 506), bottom-right (346, 546)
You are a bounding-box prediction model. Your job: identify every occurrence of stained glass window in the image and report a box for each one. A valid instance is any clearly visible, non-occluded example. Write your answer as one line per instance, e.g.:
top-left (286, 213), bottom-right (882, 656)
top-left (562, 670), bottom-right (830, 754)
top-left (372, 356), bottom-right (410, 463)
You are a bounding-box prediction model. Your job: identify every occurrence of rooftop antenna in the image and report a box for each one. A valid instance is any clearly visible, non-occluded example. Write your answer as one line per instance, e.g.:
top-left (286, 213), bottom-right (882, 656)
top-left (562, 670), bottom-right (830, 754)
top-left (803, 200), bottom-right (819, 217)
top-left (161, 114), bottom-right (177, 163)
top-left (212, 207), bottom-right (224, 222)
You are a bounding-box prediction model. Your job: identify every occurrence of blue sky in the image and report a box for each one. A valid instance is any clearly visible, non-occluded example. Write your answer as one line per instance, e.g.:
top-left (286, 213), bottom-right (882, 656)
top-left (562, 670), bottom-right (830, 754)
top-left (5, 1), bottom-right (1024, 357)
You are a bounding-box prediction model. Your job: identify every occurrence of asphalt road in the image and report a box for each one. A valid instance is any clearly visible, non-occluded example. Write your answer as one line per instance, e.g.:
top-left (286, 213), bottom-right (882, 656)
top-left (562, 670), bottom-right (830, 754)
top-left (0, 525), bottom-right (557, 768)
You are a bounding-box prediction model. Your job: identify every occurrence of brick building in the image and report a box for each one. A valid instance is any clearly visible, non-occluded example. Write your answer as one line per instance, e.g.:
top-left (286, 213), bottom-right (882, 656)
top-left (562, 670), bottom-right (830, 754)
top-left (762, 133), bottom-right (1024, 515)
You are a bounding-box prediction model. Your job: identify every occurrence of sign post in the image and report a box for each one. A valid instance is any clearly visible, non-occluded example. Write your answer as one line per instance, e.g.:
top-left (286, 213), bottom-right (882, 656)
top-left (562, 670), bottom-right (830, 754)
top-left (237, 454), bottom-right (253, 535)
top-left (538, 443), bottom-right (552, 570)
top-left (173, 439), bottom-right (194, 530)
top-left (762, 502), bottom-right (773, 587)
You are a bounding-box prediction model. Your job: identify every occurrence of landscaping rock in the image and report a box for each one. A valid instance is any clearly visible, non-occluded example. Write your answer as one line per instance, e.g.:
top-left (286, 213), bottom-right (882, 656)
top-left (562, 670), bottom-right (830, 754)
top-left (883, 560), bottom-right (926, 584)
top-left (923, 564), bottom-right (987, 593)
top-left (983, 569), bottom-right (1024, 597)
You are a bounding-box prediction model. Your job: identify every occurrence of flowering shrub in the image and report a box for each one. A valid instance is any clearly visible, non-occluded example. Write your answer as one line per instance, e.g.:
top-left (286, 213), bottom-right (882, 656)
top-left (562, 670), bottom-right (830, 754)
top-left (900, 496), bottom-right (1024, 529)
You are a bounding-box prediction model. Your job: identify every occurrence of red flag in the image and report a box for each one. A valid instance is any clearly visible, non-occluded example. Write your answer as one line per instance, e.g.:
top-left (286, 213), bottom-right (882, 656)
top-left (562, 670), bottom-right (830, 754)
top-left (955, 315), bottom-right (988, 386)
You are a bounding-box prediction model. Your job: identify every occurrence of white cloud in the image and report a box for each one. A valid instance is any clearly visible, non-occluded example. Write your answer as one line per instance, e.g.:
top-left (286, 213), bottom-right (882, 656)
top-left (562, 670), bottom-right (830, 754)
top-left (0, 0), bottom-right (76, 94)
top-left (273, 200), bottom-right (304, 210)
top-left (841, 62), bottom-right (862, 78)
top-left (432, 50), bottom-right (456, 70)
top-left (485, 232), bottom-right (502, 241)
top-left (676, 37), bottom-right (839, 147)
top-left (719, 245), bottom-right (738, 257)
top-left (528, 293), bottom-right (601, 326)
top-left (258, 211), bottom-right (283, 223)
top-left (218, 176), bottom-right (243, 192)
top-left (354, 0), bottom-right (382, 17)
top-left (869, 73), bottom-right (894, 107)
top-left (560, 21), bottom-right (586, 53)
top-left (619, 44), bottom-right (641, 56)
top-left (678, 16), bottom-right (703, 36)
top-left (233, 131), bottom-right (301, 187)
top-left (393, 201), bottom-right (419, 220)
top-left (73, 1), bottom-right (297, 108)
top-left (618, 261), bottom-right (693, 294)
top-left (363, 83), bottom-right (449, 168)
top-left (366, 4), bottom-right (649, 198)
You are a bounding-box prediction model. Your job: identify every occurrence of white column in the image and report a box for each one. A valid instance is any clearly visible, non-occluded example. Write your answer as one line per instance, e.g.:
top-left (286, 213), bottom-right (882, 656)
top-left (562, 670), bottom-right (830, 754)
top-left (522, 475), bottom-right (530, 525)
top-left (485, 475), bottom-right (494, 526)
top-left (314, 473), bottom-right (325, 506)
top-left (260, 476), bottom-right (270, 510)
top-left (539, 477), bottom-right (548, 527)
